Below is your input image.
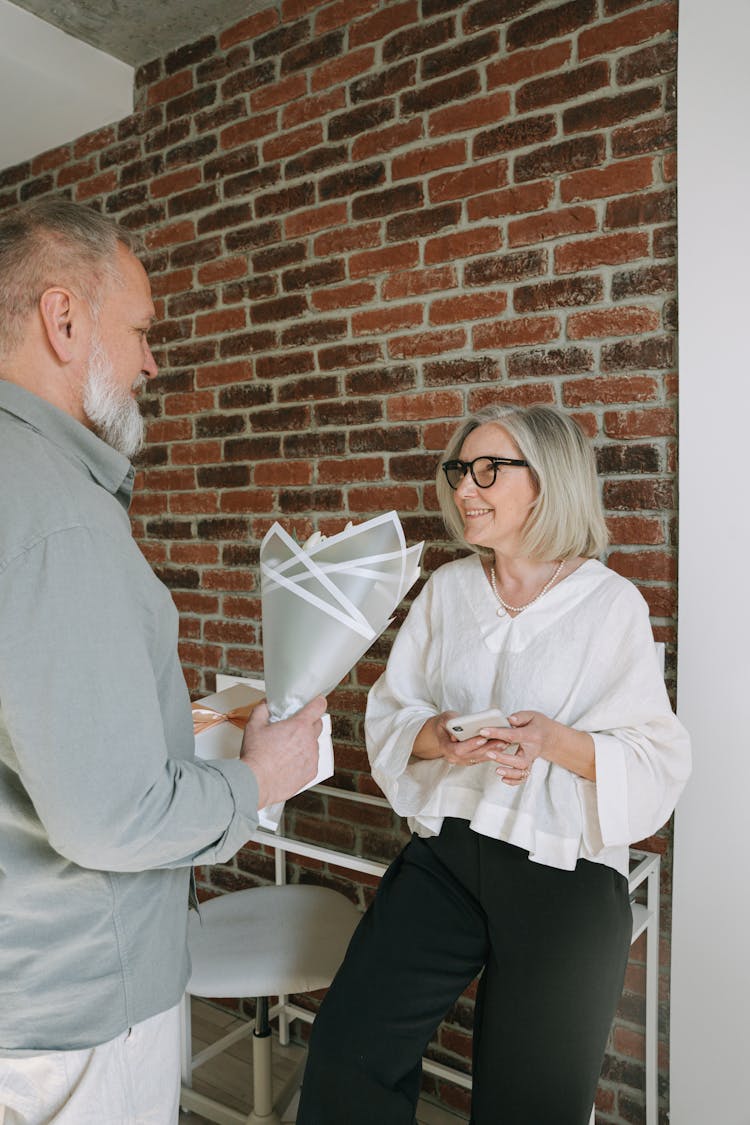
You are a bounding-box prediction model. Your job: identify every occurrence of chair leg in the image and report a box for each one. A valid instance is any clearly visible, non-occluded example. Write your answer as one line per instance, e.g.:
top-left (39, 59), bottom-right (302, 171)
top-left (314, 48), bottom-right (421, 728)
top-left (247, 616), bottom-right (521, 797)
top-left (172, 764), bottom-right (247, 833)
top-left (246, 997), bottom-right (281, 1125)
top-left (180, 992), bottom-right (193, 1090)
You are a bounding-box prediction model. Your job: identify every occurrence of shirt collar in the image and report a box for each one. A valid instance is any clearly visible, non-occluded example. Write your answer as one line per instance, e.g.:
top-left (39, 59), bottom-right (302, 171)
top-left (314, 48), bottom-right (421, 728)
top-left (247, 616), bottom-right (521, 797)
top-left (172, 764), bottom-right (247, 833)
top-left (0, 379), bottom-right (135, 507)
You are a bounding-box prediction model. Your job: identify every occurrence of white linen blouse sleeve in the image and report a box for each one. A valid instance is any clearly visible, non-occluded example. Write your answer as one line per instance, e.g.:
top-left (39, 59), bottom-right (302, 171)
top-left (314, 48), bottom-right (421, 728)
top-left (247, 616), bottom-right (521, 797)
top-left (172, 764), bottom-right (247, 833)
top-left (578, 583), bottom-right (691, 850)
top-left (365, 577), bottom-right (452, 815)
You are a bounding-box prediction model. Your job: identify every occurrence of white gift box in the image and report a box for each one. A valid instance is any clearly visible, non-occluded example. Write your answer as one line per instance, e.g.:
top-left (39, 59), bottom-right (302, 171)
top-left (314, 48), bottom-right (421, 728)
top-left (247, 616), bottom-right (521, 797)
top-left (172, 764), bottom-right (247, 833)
top-left (192, 679), bottom-right (333, 830)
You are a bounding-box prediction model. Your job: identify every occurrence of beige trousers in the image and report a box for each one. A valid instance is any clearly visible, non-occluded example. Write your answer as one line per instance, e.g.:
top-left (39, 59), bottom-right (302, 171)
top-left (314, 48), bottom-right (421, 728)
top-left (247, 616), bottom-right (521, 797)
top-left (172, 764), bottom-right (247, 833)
top-left (0, 1004), bottom-right (181, 1125)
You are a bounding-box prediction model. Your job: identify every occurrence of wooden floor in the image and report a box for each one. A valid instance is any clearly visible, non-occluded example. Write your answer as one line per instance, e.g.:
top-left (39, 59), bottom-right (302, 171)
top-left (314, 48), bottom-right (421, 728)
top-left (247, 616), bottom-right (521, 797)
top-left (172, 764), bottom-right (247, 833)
top-left (179, 998), bottom-right (465, 1125)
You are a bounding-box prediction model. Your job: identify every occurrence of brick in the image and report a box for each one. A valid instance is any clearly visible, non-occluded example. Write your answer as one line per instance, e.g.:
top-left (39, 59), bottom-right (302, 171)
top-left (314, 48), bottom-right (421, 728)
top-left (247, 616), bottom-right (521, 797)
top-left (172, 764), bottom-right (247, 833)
top-left (349, 1), bottom-right (419, 48)
top-left (429, 91), bottom-right (511, 137)
top-left (508, 0), bottom-right (596, 51)
top-left (314, 399), bottom-right (382, 427)
top-left (195, 362), bottom-right (254, 390)
top-left (560, 157), bottom-right (654, 202)
top-left (604, 407), bottom-right (675, 439)
top-left (197, 203), bottom-right (253, 235)
top-left (281, 30), bottom-right (345, 76)
top-left (283, 260), bottom-right (346, 293)
top-left (422, 31), bottom-right (499, 81)
top-left (282, 319), bottom-right (348, 346)
top-left (386, 202), bottom-right (459, 242)
top-left (605, 189), bottom-right (676, 229)
top-left (612, 115), bottom-right (676, 159)
top-left (195, 308), bottom-right (247, 337)
top-left (312, 281), bottom-right (376, 311)
top-left (198, 257), bottom-right (248, 285)
top-left (349, 242), bottom-right (420, 279)
top-left (165, 135), bottom-right (216, 167)
top-left (277, 374), bottom-right (340, 402)
top-left (463, 0), bottom-right (541, 31)
top-left (352, 182), bottom-right (423, 221)
top-left (328, 100), bottom-right (395, 141)
top-left (464, 248), bottom-right (547, 286)
top-left (315, 0), bottom-right (379, 34)
top-left (562, 375), bottom-right (658, 407)
top-left (385, 17), bottom-right (454, 64)
top-left (555, 230), bottom-right (649, 273)
top-left (286, 142), bottom-right (350, 179)
top-left (473, 315), bottom-right (560, 349)
top-left (353, 304), bottom-right (423, 335)
top-left (487, 41), bottom-right (571, 88)
top-left (319, 457), bottom-right (385, 483)
top-left (388, 329), bottom-right (466, 359)
top-left (429, 159), bottom-right (507, 203)
top-left (284, 89), bottom-right (346, 131)
top-left (349, 424), bottom-right (419, 453)
top-left (165, 36), bottom-right (216, 75)
top-left (225, 221), bottom-right (281, 253)
top-left (255, 182), bottom-right (315, 219)
top-left (254, 20), bottom-right (310, 61)
top-left (318, 342), bottom-right (382, 370)
top-left (423, 356), bottom-right (499, 386)
top-left (425, 226), bottom-right (503, 265)
top-left (508, 205), bottom-right (597, 248)
top-left (617, 40), bottom-right (677, 85)
top-left (383, 265), bottom-right (456, 300)
top-left (167, 184), bottom-right (218, 217)
top-left (517, 60), bottom-right (609, 113)
top-left (165, 85), bottom-right (217, 124)
top-left (256, 352), bottom-right (315, 378)
top-left (601, 336), bottom-right (674, 371)
top-left (346, 364), bottom-right (418, 394)
top-left (563, 86), bottom-right (662, 135)
top-left (430, 291), bottom-right (507, 325)
top-left (255, 461), bottom-right (314, 486)
top-left (57, 158), bottom-right (96, 187)
top-left (612, 264), bottom-right (675, 299)
top-left (285, 201), bottom-right (347, 238)
top-left (473, 114), bottom-right (557, 159)
top-left (219, 330), bottom-right (276, 358)
top-left (514, 276), bottom-right (603, 312)
top-left (578, 2), bottom-right (677, 60)
top-left (401, 70), bottom-right (480, 116)
top-left (472, 180), bottom-right (555, 221)
top-left (351, 60), bottom-right (418, 106)
top-left (392, 139), bottom-right (465, 180)
top-left (353, 120), bottom-right (423, 162)
top-left (311, 46), bottom-right (375, 93)
top-left (568, 306), bottom-right (659, 339)
top-left (263, 123), bottom-right (323, 162)
top-left (606, 514), bottom-right (665, 545)
top-left (148, 71), bottom-right (193, 106)
top-left (507, 345), bottom-right (593, 379)
top-left (251, 73), bottom-right (307, 112)
top-left (387, 390), bottom-right (463, 420)
top-left (220, 8), bottom-right (279, 48)
top-left (514, 135), bottom-right (605, 182)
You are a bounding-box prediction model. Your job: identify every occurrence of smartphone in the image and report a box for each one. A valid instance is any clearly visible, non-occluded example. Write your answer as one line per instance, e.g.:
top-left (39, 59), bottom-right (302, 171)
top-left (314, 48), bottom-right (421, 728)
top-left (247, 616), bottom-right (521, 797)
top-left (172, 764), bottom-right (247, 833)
top-left (445, 708), bottom-right (511, 742)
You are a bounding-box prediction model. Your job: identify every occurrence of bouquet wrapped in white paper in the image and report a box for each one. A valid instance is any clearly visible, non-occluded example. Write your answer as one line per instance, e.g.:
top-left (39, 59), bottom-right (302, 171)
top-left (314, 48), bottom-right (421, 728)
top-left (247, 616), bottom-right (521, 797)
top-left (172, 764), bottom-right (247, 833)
top-left (260, 511), bottom-right (423, 723)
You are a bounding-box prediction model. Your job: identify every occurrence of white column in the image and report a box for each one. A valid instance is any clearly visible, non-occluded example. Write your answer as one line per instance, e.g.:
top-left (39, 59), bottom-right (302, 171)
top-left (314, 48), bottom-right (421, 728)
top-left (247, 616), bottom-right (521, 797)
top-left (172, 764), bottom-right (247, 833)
top-left (672, 2), bottom-right (750, 1121)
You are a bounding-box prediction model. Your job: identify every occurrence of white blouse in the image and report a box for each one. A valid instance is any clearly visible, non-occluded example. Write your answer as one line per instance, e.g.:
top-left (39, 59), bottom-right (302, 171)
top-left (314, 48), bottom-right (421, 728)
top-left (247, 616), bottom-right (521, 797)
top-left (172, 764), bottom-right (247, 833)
top-left (365, 554), bottom-right (691, 875)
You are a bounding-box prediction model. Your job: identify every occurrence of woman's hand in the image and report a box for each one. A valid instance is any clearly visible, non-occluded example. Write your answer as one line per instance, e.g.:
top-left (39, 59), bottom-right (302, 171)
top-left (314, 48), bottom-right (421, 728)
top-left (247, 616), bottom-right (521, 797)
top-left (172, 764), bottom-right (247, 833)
top-left (478, 711), bottom-right (596, 786)
top-left (411, 712), bottom-right (497, 767)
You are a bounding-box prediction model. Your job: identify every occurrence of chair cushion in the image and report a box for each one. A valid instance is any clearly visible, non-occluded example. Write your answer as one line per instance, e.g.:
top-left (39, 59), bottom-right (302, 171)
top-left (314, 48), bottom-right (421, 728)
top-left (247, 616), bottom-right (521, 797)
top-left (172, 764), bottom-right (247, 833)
top-left (187, 884), bottom-right (361, 998)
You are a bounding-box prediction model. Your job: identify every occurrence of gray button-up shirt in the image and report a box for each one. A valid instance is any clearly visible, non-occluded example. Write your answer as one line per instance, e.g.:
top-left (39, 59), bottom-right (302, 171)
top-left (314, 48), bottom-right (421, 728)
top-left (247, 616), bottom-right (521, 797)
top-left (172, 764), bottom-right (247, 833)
top-left (0, 380), bottom-right (259, 1053)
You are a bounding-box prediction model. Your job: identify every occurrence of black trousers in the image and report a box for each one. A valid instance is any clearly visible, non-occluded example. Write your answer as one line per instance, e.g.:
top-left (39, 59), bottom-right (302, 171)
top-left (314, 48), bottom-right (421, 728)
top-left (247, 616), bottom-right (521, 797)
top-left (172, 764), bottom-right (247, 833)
top-left (297, 818), bottom-right (632, 1125)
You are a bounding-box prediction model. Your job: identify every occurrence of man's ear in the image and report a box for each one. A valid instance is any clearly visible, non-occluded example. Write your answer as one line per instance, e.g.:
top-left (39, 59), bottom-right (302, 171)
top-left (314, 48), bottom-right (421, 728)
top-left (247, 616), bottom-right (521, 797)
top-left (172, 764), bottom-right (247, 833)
top-left (39, 287), bottom-right (80, 363)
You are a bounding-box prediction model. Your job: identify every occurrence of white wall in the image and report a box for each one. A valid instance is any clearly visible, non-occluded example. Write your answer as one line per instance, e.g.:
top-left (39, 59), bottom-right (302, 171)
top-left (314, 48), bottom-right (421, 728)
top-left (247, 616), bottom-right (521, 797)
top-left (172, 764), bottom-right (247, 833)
top-left (0, 0), bottom-right (133, 171)
top-left (671, 2), bottom-right (750, 1120)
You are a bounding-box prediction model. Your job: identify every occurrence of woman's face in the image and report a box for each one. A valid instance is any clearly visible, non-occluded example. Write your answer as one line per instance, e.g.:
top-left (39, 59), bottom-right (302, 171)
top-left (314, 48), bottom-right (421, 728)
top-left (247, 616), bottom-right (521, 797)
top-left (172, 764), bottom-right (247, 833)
top-left (453, 423), bottom-right (538, 557)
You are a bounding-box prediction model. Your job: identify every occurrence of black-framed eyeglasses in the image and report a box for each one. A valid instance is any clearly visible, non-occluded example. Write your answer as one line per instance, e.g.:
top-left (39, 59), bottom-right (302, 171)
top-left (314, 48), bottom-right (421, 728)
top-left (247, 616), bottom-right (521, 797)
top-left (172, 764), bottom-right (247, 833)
top-left (441, 456), bottom-right (529, 490)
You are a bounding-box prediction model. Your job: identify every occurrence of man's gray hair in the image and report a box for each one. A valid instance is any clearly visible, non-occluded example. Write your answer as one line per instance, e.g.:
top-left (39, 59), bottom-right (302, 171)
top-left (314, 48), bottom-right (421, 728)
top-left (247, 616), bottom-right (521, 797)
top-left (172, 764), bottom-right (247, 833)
top-left (0, 197), bottom-right (140, 360)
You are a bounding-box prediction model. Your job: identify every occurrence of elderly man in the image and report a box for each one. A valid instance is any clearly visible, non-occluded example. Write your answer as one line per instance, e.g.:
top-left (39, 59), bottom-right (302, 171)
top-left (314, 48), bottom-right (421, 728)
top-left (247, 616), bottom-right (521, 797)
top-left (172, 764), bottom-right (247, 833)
top-left (0, 198), bottom-right (325, 1124)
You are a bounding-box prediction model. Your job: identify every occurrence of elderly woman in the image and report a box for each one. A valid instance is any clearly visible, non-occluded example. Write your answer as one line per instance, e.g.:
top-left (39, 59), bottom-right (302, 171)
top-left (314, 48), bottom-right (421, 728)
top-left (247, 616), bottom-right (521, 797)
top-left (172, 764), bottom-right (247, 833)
top-left (297, 404), bottom-right (690, 1125)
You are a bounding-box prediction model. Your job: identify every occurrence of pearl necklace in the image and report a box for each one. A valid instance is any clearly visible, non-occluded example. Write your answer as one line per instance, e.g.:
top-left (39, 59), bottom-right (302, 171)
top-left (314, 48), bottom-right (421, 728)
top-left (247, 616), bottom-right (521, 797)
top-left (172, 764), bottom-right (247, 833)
top-left (489, 559), bottom-right (566, 617)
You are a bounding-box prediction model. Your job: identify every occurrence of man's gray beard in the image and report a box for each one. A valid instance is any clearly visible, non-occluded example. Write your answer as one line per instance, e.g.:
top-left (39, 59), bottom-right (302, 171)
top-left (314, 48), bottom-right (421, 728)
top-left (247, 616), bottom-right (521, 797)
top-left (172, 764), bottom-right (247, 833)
top-left (82, 339), bottom-right (145, 460)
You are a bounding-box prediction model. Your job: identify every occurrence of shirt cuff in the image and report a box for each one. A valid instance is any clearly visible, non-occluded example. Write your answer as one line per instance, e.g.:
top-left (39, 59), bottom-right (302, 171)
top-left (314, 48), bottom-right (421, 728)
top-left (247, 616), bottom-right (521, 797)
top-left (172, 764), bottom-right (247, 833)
top-left (593, 732), bottom-right (630, 847)
top-left (203, 758), bottom-right (260, 835)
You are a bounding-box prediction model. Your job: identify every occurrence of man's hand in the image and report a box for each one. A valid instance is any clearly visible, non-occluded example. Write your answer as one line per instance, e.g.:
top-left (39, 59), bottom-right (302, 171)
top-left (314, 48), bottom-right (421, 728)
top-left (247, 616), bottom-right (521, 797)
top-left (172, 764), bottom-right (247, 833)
top-left (239, 696), bottom-right (327, 810)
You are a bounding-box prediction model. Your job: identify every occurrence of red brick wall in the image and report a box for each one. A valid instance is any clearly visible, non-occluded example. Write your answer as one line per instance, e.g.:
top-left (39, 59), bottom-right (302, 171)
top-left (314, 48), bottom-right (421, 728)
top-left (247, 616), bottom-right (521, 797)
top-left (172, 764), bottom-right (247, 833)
top-left (0, 1), bottom-right (677, 1120)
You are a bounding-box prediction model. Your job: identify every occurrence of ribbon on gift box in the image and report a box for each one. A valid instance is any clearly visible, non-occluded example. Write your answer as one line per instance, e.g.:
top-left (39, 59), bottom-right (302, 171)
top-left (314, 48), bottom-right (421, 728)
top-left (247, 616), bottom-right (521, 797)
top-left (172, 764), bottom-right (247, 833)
top-left (191, 701), bottom-right (260, 736)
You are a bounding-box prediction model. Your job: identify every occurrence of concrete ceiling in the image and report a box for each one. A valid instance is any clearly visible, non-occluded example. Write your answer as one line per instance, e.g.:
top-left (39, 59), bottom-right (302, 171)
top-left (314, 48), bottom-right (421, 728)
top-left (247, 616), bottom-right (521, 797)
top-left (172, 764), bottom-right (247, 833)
top-left (7, 0), bottom-right (270, 66)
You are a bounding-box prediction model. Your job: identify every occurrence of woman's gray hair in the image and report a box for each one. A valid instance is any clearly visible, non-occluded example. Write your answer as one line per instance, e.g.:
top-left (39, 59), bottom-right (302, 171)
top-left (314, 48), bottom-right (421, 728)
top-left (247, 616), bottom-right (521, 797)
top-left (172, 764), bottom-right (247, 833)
top-left (0, 197), bottom-right (140, 360)
top-left (435, 403), bottom-right (609, 561)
